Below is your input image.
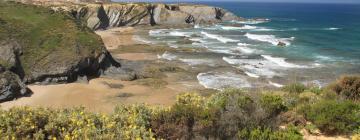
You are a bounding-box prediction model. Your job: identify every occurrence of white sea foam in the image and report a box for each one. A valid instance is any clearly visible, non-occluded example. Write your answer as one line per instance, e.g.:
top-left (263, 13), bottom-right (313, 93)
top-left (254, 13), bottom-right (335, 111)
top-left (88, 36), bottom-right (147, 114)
top-left (149, 29), bottom-right (194, 37)
top-left (189, 37), bottom-right (207, 43)
top-left (232, 19), bottom-right (270, 24)
top-left (268, 81), bottom-right (284, 87)
top-left (245, 33), bottom-right (294, 46)
top-left (133, 35), bottom-right (155, 44)
top-left (316, 55), bottom-right (332, 61)
top-left (179, 59), bottom-right (215, 66)
top-left (261, 55), bottom-right (305, 68)
top-left (253, 28), bottom-right (275, 31)
top-left (201, 31), bottom-right (239, 43)
top-left (324, 27), bottom-right (341, 31)
top-left (149, 29), bottom-right (167, 36)
top-left (245, 72), bottom-right (260, 78)
top-left (237, 43), bottom-right (251, 46)
top-left (233, 47), bottom-right (257, 54)
top-left (222, 56), bottom-right (278, 78)
top-left (221, 25), bottom-right (258, 30)
top-left (197, 72), bottom-right (251, 90)
top-left (169, 31), bottom-right (193, 37)
top-left (157, 51), bottom-right (177, 61)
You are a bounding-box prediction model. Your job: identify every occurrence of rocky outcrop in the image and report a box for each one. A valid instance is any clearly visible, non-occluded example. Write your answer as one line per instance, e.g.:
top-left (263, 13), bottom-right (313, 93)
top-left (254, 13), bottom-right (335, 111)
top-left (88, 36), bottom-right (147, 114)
top-left (25, 50), bottom-right (120, 84)
top-left (0, 68), bottom-right (29, 102)
top-left (0, 2), bottom-right (120, 86)
top-left (51, 3), bottom-right (241, 30)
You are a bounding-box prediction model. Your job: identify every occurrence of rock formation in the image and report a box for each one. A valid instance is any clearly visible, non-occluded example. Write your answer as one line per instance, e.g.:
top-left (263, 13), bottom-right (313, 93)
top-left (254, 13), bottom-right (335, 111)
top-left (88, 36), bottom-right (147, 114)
top-left (51, 3), bottom-right (241, 30)
top-left (0, 67), bottom-right (30, 102)
top-left (0, 1), bottom-right (120, 101)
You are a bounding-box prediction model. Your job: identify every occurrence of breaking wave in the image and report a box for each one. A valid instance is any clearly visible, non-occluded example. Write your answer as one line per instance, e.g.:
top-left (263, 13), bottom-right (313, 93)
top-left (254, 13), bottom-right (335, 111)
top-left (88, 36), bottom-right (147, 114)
top-left (261, 55), bottom-right (306, 68)
top-left (201, 31), bottom-right (239, 43)
top-left (244, 33), bottom-right (295, 46)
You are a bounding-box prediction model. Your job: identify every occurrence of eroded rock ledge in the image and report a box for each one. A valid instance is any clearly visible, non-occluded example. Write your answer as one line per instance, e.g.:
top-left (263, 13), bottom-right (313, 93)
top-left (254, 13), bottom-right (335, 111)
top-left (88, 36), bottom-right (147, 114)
top-left (50, 3), bottom-right (241, 30)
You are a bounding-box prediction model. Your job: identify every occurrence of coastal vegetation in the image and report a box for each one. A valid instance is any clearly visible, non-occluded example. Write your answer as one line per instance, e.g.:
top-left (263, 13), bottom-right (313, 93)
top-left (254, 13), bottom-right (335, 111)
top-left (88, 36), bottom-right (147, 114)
top-left (0, 1), bottom-right (359, 140)
top-left (0, 76), bottom-right (359, 139)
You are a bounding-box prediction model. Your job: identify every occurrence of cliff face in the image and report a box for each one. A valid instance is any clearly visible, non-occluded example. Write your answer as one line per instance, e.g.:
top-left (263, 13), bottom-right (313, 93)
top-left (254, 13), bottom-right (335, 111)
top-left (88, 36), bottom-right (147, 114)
top-left (0, 1), bottom-right (120, 102)
top-left (51, 3), bottom-right (240, 30)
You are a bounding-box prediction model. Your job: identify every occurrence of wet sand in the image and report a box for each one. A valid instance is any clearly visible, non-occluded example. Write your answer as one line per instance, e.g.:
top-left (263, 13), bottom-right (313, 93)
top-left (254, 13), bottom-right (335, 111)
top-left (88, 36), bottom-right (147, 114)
top-left (0, 26), bottom-right (203, 113)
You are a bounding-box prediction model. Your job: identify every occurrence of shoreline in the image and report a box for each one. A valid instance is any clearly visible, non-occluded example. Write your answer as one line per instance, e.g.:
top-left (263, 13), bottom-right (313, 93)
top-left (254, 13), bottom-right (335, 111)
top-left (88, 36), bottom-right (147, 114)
top-left (0, 26), bottom-right (207, 113)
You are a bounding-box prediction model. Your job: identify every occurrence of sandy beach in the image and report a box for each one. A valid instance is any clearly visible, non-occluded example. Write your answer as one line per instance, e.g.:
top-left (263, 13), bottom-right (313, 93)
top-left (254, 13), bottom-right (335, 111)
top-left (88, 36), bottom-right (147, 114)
top-left (0, 27), bottom-right (204, 113)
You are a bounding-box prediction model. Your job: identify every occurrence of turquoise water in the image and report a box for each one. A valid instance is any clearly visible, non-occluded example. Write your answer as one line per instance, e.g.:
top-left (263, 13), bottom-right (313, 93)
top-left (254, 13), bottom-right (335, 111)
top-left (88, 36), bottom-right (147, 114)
top-left (205, 2), bottom-right (360, 63)
top-left (139, 2), bottom-right (360, 89)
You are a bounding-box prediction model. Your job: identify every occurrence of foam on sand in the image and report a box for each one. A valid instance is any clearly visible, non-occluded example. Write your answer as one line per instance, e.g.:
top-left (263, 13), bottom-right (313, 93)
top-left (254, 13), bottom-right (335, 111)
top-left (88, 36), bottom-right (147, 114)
top-left (268, 81), bottom-right (284, 88)
top-left (244, 72), bottom-right (260, 78)
top-left (133, 35), bottom-right (155, 44)
top-left (245, 33), bottom-right (294, 46)
top-left (149, 29), bottom-right (194, 37)
top-left (149, 29), bottom-right (167, 36)
top-left (179, 59), bottom-right (215, 66)
top-left (197, 72), bottom-right (251, 90)
top-left (201, 31), bottom-right (239, 43)
top-left (157, 51), bottom-right (177, 61)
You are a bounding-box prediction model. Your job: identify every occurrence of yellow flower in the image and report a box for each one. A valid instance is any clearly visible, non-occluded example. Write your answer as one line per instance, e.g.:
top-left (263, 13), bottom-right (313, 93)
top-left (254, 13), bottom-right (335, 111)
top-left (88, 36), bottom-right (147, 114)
top-left (64, 135), bottom-right (71, 140)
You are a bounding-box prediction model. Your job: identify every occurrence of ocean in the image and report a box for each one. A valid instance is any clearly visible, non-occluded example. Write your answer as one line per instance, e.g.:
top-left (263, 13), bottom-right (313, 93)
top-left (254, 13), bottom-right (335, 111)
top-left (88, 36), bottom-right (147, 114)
top-left (137, 2), bottom-right (360, 89)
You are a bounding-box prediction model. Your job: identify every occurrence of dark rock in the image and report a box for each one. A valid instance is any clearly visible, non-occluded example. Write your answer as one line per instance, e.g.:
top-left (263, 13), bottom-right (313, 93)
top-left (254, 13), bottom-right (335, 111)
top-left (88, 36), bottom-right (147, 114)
top-left (0, 40), bottom-right (22, 67)
top-left (0, 70), bottom-right (30, 102)
top-left (103, 67), bottom-right (137, 81)
top-left (116, 92), bottom-right (133, 98)
top-left (0, 65), bottom-right (5, 73)
top-left (277, 41), bottom-right (286, 47)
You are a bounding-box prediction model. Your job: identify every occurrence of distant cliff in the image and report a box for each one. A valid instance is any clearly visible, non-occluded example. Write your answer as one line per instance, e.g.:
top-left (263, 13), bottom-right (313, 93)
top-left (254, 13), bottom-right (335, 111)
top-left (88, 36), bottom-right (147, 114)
top-left (48, 3), bottom-right (240, 30)
top-left (8, 0), bottom-right (240, 30)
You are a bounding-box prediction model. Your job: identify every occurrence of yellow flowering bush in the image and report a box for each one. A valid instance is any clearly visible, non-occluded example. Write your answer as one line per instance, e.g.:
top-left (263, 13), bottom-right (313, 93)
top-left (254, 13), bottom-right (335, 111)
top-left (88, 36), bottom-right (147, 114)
top-left (0, 106), bottom-right (155, 139)
top-left (3, 90), bottom-right (340, 139)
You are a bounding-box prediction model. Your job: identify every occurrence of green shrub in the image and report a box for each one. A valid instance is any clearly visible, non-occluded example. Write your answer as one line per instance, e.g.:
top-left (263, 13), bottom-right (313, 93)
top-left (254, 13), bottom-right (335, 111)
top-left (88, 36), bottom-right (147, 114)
top-left (282, 83), bottom-right (306, 94)
top-left (260, 94), bottom-right (287, 117)
top-left (237, 126), bottom-right (303, 140)
top-left (300, 100), bottom-right (360, 134)
top-left (329, 75), bottom-right (360, 100)
top-left (309, 86), bottom-right (323, 95)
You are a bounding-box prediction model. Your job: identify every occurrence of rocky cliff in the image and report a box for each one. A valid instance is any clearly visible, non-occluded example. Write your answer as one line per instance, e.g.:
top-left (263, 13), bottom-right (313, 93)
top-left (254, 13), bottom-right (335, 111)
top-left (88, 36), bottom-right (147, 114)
top-left (0, 1), bottom-right (120, 101)
top-left (50, 3), bottom-right (241, 30)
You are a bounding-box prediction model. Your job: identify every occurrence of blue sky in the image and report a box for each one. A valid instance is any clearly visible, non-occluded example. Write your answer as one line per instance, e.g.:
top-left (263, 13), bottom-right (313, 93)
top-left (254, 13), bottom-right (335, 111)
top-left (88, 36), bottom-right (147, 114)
top-left (113, 0), bottom-right (360, 4)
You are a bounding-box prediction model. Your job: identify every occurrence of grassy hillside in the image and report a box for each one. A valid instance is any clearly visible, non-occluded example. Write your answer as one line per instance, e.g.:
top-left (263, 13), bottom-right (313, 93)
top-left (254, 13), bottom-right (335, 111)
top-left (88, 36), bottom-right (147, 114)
top-left (0, 1), bottom-right (103, 76)
top-left (0, 76), bottom-right (359, 139)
